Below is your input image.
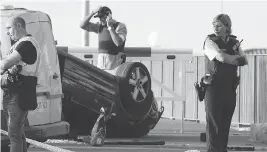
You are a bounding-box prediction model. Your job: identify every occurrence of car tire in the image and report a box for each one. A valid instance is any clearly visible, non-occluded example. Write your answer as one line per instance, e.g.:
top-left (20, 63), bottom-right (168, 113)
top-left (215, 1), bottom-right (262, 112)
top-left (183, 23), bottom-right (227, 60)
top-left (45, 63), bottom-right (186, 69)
top-left (115, 62), bottom-right (153, 121)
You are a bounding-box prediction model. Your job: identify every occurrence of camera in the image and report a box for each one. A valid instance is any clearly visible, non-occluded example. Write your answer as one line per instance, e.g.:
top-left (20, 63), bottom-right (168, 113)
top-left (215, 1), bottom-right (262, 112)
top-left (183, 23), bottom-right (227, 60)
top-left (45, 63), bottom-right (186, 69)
top-left (1, 65), bottom-right (22, 90)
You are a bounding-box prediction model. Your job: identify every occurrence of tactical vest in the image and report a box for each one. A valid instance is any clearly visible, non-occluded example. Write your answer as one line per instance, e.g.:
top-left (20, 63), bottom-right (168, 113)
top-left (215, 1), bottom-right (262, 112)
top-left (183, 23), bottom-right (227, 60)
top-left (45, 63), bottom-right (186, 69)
top-left (9, 36), bottom-right (41, 77)
top-left (204, 34), bottom-right (239, 83)
top-left (8, 36), bottom-right (41, 110)
top-left (98, 22), bottom-right (125, 55)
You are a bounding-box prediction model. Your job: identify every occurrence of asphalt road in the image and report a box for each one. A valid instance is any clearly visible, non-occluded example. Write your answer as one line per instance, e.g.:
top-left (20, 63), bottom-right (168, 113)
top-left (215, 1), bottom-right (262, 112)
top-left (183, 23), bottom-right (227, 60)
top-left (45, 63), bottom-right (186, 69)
top-left (27, 140), bottom-right (267, 152)
top-left (27, 119), bottom-right (267, 152)
top-left (28, 144), bottom-right (206, 152)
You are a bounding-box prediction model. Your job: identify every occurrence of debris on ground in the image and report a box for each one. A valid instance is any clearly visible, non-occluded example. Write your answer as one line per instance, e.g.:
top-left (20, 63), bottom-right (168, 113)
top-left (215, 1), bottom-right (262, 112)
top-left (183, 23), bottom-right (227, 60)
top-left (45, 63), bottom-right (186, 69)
top-left (184, 150), bottom-right (201, 152)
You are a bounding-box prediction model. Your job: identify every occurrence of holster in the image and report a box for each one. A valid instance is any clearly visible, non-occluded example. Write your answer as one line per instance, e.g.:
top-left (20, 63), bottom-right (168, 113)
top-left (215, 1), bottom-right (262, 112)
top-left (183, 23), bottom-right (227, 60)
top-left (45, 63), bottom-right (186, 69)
top-left (194, 82), bottom-right (205, 102)
top-left (194, 74), bottom-right (212, 102)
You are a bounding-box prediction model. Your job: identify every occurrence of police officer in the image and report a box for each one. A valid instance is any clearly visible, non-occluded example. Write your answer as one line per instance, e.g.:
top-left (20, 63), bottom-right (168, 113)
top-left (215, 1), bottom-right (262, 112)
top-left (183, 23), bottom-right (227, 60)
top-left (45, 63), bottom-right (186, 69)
top-left (80, 6), bottom-right (127, 74)
top-left (203, 14), bottom-right (248, 152)
top-left (1, 16), bottom-right (41, 152)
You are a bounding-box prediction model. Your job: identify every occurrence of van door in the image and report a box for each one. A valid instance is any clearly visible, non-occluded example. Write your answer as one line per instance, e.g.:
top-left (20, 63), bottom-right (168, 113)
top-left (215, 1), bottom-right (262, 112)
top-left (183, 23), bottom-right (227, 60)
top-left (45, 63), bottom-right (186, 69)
top-left (38, 13), bottom-right (63, 123)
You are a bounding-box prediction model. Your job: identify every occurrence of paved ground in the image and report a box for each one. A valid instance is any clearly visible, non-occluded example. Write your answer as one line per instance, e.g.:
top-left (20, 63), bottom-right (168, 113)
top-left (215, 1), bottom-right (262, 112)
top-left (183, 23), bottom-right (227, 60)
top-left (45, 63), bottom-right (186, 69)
top-left (28, 119), bottom-right (267, 152)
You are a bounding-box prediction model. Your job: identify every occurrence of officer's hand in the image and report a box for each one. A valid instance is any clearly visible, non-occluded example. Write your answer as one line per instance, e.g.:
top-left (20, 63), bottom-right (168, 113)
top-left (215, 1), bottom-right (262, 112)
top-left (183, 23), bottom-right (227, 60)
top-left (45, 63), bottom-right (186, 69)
top-left (236, 56), bottom-right (246, 66)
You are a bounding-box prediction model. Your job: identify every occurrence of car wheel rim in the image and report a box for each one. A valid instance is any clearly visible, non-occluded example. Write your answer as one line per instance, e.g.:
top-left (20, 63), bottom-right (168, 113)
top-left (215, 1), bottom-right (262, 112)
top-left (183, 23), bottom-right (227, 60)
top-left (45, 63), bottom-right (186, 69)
top-left (129, 67), bottom-right (149, 103)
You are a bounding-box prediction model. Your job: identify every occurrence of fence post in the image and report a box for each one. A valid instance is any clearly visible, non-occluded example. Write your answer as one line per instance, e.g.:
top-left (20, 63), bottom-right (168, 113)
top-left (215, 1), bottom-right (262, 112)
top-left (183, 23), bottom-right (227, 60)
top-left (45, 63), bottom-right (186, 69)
top-left (180, 100), bottom-right (185, 133)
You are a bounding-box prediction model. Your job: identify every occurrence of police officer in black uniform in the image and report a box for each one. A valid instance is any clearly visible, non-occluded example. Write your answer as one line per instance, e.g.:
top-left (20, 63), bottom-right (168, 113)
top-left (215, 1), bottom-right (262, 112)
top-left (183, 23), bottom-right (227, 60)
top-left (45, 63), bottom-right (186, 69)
top-left (203, 14), bottom-right (248, 152)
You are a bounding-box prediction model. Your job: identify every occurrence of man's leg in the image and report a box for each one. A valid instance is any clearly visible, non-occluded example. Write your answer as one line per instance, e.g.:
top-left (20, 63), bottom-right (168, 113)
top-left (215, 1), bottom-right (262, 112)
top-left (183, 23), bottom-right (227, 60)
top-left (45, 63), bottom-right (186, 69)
top-left (22, 112), bottom-right (28, 152)
top-left (6, 101), bottom-right (28, 152)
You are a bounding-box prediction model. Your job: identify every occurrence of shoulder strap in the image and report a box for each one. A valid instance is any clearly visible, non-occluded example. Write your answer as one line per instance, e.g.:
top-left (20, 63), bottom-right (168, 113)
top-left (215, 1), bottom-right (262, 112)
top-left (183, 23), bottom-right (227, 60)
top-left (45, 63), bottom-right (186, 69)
top-left (229, 35), bottom-right (237, 39)
top-left (207, 34), bottom-right (219, 42)
top-left (203, 34), bottom-right (217, 50)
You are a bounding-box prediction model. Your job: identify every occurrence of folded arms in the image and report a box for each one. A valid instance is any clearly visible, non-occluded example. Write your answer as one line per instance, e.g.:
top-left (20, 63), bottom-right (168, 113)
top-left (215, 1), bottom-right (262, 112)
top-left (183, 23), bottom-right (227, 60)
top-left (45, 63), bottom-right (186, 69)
top-left (204, 37), bottom-right (248, 66)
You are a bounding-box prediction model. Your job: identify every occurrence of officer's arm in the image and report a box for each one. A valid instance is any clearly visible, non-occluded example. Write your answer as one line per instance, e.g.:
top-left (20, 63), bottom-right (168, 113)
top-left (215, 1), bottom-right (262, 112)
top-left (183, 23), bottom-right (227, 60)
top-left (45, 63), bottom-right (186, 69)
top-left (235, 46), bottom-right (248, 65)
top-left (80, 12), bottom-right (99, 33)
top-left (0, 50), bottom-right (21, 74)
top-left (216, 53), bottom-right (243, 66)
top-left (204, 38), bottom-right (244, 66)
top-left (109, 23), bottom-right (127, 46)
top-left (218, 47), bottom-right (247, 66)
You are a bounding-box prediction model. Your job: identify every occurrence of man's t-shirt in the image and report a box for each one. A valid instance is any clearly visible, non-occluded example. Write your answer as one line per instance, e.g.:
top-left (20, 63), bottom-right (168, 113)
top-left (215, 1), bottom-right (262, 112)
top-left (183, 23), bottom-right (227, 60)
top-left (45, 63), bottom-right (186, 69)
top-left (15, 41), bottom-right (37, 65)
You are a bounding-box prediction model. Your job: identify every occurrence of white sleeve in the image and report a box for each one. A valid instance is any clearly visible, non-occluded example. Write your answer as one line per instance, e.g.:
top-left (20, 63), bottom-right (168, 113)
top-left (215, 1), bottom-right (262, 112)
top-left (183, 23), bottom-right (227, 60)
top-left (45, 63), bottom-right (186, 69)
top-left (204, 37), bottom-right (221, 61)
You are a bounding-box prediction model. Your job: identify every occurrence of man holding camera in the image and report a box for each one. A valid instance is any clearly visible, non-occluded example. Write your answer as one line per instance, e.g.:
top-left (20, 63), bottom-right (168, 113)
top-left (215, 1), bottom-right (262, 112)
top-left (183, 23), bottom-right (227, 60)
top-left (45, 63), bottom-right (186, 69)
top-left (80, 6), bottom-right (127, 73)
top-left (1, 16), bottom-right (40, 152)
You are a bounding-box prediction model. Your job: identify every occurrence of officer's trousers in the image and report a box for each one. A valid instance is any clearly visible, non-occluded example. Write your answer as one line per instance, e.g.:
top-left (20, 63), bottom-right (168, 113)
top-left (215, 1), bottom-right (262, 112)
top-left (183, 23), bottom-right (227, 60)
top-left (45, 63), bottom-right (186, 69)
top-left (204, 83), bottom-right (236, 152)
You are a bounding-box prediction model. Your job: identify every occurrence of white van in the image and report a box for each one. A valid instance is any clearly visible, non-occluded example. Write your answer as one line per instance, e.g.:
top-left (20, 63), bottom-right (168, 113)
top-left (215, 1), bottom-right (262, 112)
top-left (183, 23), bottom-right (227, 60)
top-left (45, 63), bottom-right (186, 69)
top-left (1, 5), bottom-right (69, 150)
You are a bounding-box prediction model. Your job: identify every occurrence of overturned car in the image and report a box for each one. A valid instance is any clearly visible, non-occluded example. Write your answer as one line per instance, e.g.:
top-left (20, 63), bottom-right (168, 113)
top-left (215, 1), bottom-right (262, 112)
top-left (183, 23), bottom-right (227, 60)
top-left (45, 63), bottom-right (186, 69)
top-left (57, 46), bottom-right (164, 138)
